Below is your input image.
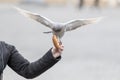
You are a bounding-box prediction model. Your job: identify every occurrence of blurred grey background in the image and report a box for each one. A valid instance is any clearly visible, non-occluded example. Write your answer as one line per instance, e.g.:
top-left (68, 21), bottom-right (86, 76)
top-left (0, 0), bottom-right (120, 80)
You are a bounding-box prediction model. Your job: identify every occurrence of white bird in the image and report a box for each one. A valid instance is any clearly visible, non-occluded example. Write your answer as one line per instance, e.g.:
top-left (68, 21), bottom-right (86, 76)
top-left (15, 7), bottom-right (102, 42)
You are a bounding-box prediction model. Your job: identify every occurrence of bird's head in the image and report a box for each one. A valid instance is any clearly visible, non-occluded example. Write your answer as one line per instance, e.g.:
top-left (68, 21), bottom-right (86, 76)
top-left (52, 27), bottom-right (62, 32)
top-left (52, 23), bottom-right (63, 32)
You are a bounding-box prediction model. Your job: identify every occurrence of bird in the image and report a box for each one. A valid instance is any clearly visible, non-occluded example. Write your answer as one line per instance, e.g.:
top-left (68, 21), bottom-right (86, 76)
top-left (15, 7), bottom-right (102, 42)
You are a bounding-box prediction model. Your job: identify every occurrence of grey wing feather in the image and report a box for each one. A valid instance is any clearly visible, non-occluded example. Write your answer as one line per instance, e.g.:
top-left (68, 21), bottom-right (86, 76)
top-left (65, 17), bottom-right (102, 31)
top-left (15, 7), bottom-right (54, 29)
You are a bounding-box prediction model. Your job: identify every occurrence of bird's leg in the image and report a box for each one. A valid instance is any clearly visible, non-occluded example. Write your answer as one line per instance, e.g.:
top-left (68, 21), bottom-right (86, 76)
top-left (59, 40), bottom-right (62, 45)
top-left (58, 38), bottom-right (62, 45)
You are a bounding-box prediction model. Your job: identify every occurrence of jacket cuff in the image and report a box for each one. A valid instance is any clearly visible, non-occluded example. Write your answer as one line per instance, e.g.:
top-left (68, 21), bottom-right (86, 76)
top-left (42, 48), bottom-right (61, 63)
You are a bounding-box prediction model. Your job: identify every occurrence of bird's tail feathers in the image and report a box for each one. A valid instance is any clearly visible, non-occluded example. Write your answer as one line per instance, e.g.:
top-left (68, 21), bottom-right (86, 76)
top-left (43, 31), bottom-right (52, 34)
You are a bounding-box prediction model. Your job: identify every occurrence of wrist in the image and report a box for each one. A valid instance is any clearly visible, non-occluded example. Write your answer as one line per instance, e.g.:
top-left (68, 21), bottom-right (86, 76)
top-left (51, 48), bottom-right (61, 58)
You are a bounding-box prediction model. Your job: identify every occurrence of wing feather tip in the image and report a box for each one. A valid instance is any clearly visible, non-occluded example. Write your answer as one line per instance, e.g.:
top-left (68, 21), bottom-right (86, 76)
top-left (90, 17), bottom-right (103, 23)
top-left (14, 6), bottom-right (32, 18)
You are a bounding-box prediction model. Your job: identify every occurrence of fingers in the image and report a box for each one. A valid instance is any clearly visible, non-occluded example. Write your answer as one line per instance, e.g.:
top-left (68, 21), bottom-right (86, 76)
top-left (59, 45), bottom-right (64, 51)
top-left (51, 44), bottom-right (64, 58)
top-left (54, 45), bottom-right (64, 53)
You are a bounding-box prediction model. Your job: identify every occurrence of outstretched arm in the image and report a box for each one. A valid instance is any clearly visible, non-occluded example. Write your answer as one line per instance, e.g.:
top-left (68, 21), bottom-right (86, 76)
top-left (6, 43), bottom-right (63, 79)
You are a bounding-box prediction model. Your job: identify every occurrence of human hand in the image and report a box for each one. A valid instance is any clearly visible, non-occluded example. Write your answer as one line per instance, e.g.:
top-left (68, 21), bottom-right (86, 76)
top-left (52, 35), bottom-right (64, 58)
top-left (51, 44), bottom-right (64, 58)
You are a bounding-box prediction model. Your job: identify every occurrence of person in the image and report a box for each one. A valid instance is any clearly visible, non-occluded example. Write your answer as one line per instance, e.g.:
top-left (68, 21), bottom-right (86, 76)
top-left (0, 41), bottom-right (64, 80)
top-left (79, 0), bottom-right (84, 8)
top-left (94, 0), bottom-right (100, 7)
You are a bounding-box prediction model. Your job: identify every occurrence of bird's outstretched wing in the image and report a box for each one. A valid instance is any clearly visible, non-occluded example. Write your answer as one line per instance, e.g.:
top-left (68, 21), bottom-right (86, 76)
top-left (15, 7), bottom-right (54, 29)
top-left (65, 17), bottom-right (102, 31)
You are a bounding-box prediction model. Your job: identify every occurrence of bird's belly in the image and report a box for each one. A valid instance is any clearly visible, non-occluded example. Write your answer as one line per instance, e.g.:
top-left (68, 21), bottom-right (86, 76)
top-left (54, 31), bottom-right (64, 38)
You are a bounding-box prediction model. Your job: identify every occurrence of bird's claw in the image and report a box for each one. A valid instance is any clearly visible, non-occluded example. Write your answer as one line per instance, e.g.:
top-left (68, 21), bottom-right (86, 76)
top-left (59, 41), bottom-right (62, 45)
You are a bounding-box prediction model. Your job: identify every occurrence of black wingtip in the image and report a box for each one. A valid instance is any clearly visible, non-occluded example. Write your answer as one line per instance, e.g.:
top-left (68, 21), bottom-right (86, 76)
top-left (43, 31), bottom-right (52, 34)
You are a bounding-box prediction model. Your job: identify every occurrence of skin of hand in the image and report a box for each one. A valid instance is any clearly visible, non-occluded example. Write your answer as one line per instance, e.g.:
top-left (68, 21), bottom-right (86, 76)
top-left (51, 44), bottom-right (64, 59)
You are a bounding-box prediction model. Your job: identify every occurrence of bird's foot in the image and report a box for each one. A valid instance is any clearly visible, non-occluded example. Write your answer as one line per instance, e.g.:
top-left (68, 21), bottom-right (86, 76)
top-left (59, 41), bottom-right (62, 45)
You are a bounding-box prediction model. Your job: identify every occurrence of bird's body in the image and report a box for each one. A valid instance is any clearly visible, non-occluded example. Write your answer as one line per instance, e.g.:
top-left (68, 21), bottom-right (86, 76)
top-left (15, 7), bottom-right (102, 41)
top-left (52, 23), bottom-right (65, 39)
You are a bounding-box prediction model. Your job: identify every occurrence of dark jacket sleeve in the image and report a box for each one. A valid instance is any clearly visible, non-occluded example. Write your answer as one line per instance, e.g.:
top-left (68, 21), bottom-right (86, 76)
top-left (6, 43), bottom-right (61, 79)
